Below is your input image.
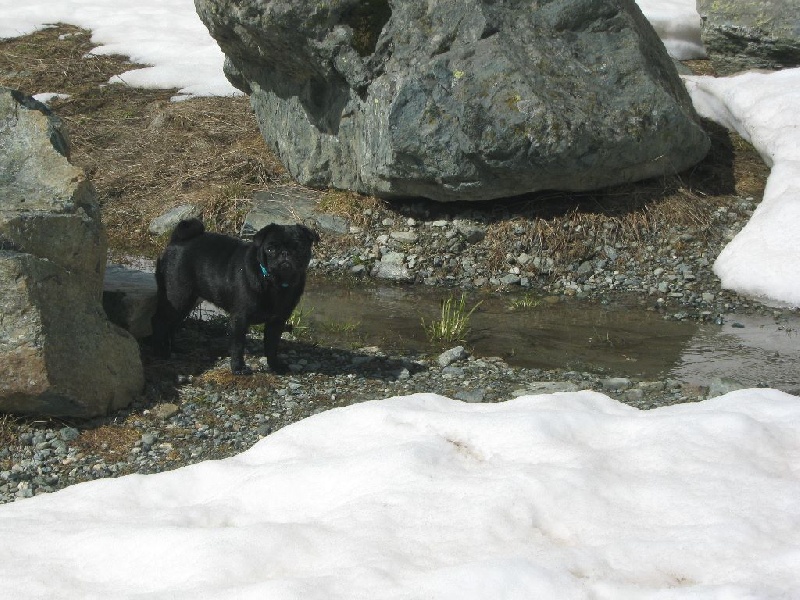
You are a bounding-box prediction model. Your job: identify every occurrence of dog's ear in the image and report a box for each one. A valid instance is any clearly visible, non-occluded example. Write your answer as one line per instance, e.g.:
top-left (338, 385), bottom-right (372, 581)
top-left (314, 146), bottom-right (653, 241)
top-left (253, 223), bottom-right (282, 247)
top-left (298, 225), bottom-right (320, 246)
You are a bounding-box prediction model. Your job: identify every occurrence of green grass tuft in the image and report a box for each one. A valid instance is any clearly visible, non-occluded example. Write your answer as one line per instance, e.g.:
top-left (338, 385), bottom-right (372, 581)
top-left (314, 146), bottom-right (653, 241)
top-left (422, 293), bottom-right (482, 344)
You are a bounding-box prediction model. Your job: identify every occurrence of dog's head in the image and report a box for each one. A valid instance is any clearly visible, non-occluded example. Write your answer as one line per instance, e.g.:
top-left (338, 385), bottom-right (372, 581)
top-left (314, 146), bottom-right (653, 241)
top-left (253, 223), bottom-right (319, 285)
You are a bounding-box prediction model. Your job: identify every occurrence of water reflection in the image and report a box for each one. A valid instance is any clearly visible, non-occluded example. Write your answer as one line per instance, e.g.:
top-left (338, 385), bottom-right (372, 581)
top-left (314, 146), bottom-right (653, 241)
top-left (670, 314), bottom-right (799, 389)
top-left (302, 275), bottom-right (799, 392)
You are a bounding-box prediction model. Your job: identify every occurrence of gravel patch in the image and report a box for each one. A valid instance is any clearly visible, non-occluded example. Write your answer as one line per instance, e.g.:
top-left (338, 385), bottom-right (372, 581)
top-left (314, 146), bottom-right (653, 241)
top-left (4, 121), bottom-right (797, 505)
top-left (2, 26), bottom-right (792, 506)
top-left (2, 341), bottom-right (735, 505)
top-left (5, 183), bottom-right (798, 505)
top-left (309, 194), bottom-right (768, 321)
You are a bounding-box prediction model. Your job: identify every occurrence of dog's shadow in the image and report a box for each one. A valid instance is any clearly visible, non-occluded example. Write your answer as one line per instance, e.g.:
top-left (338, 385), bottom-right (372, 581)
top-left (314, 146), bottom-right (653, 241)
top-left (141, 317), bottom-right (427, 404)
top-left (274, 338), bottom-right (426, 378)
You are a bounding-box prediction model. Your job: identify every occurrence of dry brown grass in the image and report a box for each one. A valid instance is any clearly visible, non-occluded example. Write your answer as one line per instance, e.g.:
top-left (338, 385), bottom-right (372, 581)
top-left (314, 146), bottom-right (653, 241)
top-left (318, 189), bottom-right (385, 229)
top-left (194, 367), bottom-right (281, 391)
top-left (1, 24), bottom-right (284, 259)
top-left (0, 414), bottom-right (18, 467)
top-left (73, 425), bottom-right (141, 461)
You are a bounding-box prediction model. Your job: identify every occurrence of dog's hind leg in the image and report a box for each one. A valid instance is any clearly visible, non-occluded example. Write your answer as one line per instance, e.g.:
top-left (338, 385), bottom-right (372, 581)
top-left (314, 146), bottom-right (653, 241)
top-left (151, 264), bottom-right (175, 356)
top-left (151, 268), bottom-right (197, 356)
top-left (151, 293), bottom-right (192, 357)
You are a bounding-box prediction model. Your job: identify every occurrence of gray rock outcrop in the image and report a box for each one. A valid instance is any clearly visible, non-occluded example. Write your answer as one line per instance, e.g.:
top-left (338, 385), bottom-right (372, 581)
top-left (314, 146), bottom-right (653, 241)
top-left (102, 265), bottom-right (158, 339)
top-left (0, 88), bottom-right (143, 418)
top-left (195, 0), bottom-right (710, 202)
top-left (697, 0), bottom-right (800, 74)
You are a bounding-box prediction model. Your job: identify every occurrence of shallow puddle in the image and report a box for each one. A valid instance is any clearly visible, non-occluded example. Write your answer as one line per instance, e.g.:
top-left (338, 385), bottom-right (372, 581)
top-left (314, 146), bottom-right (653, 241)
top-left (672, 314), bottom-right (799, 390)
top-left (301, 276), bottom-right (799, 392)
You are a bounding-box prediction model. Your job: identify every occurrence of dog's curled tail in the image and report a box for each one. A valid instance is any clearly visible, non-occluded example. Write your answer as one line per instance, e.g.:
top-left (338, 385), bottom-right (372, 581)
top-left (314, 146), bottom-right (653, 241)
top-left (169, 218), bottom-right (205, 244)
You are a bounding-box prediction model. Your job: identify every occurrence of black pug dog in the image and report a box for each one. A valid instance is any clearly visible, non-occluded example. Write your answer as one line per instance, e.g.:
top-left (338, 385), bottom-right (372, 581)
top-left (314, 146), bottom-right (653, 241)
top-left (151, 218), bottom-right (319, 375)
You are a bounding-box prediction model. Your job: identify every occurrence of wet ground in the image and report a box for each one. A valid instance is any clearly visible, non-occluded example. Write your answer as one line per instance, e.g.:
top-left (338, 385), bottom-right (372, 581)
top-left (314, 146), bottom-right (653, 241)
top-left (300, 276), bottom-right (800, 393)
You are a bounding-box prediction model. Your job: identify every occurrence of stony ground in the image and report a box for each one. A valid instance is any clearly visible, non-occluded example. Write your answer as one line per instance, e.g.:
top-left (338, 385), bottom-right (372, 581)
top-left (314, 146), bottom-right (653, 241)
top-left (4, 189), bottom-right (797, 504)
top-left (2, 337), bottom-right (745, 503)
top-left (1, 25), bottom-right (796, 504)
top-left (309, 186), bottom-right (762, 321)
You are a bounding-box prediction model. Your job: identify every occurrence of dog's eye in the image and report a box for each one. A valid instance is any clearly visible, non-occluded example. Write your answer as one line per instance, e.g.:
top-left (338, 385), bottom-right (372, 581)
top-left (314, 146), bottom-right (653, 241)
top-left (265, 246), bottom-right (277, 254)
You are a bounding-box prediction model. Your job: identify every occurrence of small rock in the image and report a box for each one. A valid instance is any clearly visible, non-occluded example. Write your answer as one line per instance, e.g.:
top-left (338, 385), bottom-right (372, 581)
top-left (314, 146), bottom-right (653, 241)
top-left (455, 389), bottom-right (486, 403)
top-left (58, 427), bottom-right (81, 442)
top-left (619, 388), bottom-right (643, 403)
top-left (576, 261), bottom-right (593, 276)
top-left (148, 204), bottom-right (200, 235)
top-left (455, 222), bottom-right (487, 244)
top-left (442, 366), bottom-right (465, 377)
top-left (140, 433), bottom-right (158, 448)
top-left (500, 274), bottom-right (521, 286)
top-left (313, 213), bottom-right (350, 235)
top-left (438, 346), bottom-right (468, 367)
top-left (390, 231), bottom-right (419, 244)
top-left (708, 378), bottom-right (745, 398)
top-left (151, 403), bottom-right (180, 420)
top-left (601, 377), bottom-right (632, 392)
top-left (374, 252), bottom-right (413, 282)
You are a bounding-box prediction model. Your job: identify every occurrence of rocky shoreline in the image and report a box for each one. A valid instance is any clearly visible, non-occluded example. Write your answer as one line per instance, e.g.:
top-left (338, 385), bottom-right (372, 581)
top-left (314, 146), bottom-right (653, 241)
top-left (4, 186), bottom-right (798, 505)
top-left (3, 120), bottom-right (798, 505)
top-left (308, 192), bottom-right (763, 320)
top-left (1, 339), bottom-right (749, 504)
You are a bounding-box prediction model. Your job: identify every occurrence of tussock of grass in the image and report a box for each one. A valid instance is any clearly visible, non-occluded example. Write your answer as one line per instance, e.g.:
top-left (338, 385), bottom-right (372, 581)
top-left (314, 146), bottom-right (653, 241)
top-left (287, 304), bottom-right (314, 338)
top-left (318, 189), bottom-right (385, 228)
top-left (422, 293), bottom-right (482, 345)
top-left (509, 293), bottom-right (541, 311)
top-left (72, 425), bottom-right (141, 460)
top-left (194, 367), bottom-right (280, 391)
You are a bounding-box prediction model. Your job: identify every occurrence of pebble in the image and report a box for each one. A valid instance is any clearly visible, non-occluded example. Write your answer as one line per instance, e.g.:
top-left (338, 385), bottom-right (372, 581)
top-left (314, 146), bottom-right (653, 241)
top-left (437, 346), bottom-right (468, 367)
top-left (601, 377), bottom-right (632, 392)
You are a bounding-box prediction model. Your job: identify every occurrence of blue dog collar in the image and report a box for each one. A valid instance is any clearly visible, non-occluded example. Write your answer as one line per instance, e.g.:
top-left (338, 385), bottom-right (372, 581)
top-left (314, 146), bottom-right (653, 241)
top-left (260, 263), bottom-right (289, 288)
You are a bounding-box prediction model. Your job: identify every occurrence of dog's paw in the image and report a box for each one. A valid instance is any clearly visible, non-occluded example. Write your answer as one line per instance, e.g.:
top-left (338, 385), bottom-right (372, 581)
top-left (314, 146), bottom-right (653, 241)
top-left (268, 358), bottom-right (290, 375)
top-left (231, 359), bottom-right (253, 376)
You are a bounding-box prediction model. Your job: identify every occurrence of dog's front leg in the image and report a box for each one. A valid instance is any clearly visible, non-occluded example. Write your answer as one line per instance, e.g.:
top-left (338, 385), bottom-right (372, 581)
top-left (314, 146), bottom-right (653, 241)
top-left (263, 318), bottom-right (289, 374)
top-left (228, 315), bottom-right (252, 375)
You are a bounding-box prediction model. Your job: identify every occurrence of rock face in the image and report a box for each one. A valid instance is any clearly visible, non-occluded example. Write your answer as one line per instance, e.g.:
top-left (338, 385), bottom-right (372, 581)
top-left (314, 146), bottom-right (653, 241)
top-left (697, 0), bottom-right (800, 74)
top-left (102, 265), bottom-right (158, 339)
top-left (0, 88), bottom-right (143, 418)
top-left (196, 0), bottom-right (710, 202)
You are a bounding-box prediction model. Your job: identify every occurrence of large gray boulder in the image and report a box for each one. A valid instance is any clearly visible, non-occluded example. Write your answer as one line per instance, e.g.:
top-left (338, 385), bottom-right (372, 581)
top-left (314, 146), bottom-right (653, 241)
top-left (196, 0), bottom-right (709, 202)
top-left (697, 0), bottom-right (800, 74)
top-left (0, 88), bottom-right (144, 418)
